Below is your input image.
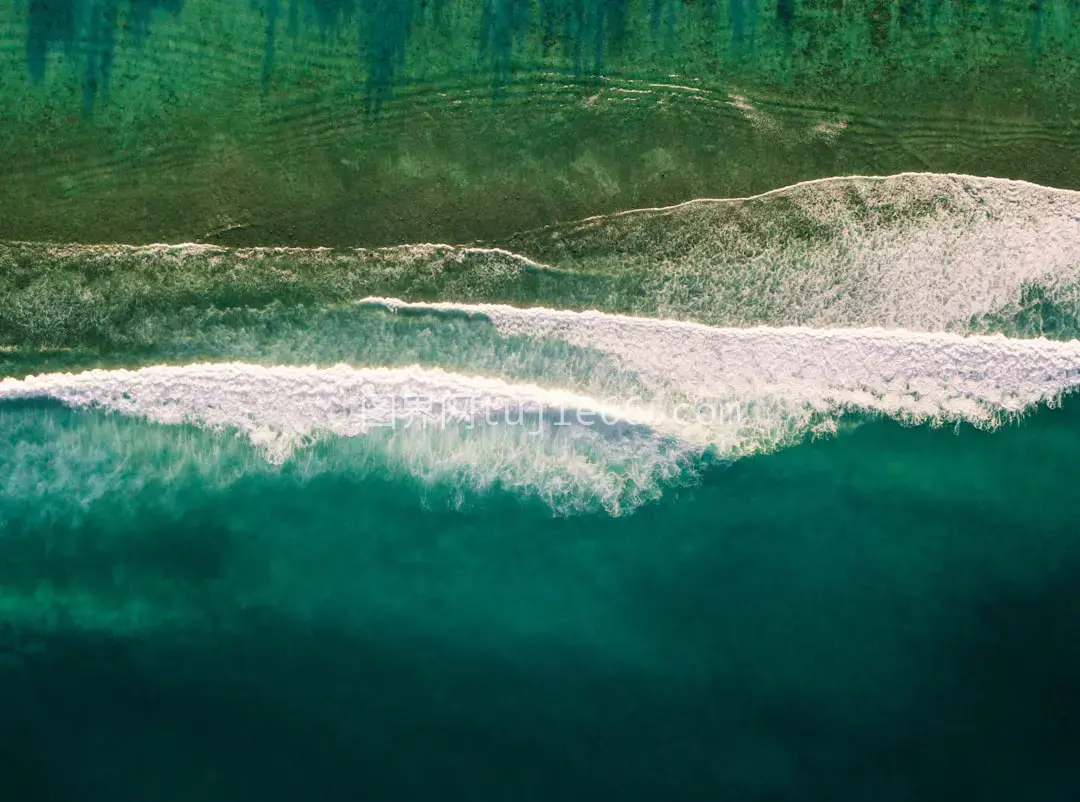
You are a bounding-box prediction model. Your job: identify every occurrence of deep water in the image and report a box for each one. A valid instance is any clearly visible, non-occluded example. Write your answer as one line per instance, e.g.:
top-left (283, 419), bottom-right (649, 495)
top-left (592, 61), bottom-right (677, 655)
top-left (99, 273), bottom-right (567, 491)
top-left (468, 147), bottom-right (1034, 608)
top-left (2, 396), bottom-right (1079, 800)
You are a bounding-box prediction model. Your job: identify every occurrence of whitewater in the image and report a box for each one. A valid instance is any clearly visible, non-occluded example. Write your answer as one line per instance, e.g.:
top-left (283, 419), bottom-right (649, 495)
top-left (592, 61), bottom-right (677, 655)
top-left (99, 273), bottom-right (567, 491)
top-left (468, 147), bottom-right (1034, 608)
top-left (5, 308), bottom-right (1080, 515)
top-left (3, 172), bottom-right (1080, 515)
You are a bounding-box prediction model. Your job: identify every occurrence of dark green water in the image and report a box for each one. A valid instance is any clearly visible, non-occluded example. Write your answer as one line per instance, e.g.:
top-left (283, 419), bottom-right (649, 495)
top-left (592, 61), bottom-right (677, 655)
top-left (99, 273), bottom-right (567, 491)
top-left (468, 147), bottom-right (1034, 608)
top-left (2, 397), bottom-right (1080, 799)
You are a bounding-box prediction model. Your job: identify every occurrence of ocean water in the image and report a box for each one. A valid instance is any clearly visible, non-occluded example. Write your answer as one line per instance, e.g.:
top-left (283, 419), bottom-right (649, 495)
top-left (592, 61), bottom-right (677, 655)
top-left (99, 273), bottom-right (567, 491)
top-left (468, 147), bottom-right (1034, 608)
top-left (4, 2), bottom-right (1080, 800)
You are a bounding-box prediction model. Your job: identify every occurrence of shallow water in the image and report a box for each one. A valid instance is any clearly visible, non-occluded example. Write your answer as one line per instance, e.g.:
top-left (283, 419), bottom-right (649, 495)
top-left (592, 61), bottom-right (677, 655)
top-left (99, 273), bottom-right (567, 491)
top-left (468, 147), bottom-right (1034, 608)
top-left (3, 2), bottom-right (1080, 800)
top-left (4, 1), bottom-right (1080, 243)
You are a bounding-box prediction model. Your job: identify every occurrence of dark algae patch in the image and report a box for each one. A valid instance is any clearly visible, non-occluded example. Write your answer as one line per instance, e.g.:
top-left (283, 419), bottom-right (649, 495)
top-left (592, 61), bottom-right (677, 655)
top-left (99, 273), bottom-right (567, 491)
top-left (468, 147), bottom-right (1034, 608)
top-left (3, 0), bottom-right (1080, 243)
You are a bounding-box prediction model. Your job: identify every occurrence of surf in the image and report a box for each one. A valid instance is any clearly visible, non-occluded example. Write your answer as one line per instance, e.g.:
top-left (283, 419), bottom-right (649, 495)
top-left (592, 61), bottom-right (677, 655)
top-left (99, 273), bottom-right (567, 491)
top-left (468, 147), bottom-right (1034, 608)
top-left (5, 305), bottom-right (1080, 515)
top-left (3, 174), bottom-right (1080, 369)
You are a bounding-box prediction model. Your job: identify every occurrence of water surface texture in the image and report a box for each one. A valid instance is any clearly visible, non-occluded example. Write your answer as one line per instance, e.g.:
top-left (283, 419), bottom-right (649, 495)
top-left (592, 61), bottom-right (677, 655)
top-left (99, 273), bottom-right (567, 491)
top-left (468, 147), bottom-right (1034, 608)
top-left (4, 0), bottom-right (1080, 242)
top-left (2, 2), bottom-right (1080, 801)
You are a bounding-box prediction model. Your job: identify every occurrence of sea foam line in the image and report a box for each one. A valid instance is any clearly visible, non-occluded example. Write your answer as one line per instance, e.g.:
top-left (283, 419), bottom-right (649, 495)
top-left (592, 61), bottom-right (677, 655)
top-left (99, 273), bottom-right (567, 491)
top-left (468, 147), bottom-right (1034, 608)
top-left (5, 307), bottom-right (1080, 453)
top-left (0, 363), bottom-right (666, 458)
top-left (10, 171), bottom-right (1077, 339)
top-left (4, 312), bottom-right (1080, 513)
top-left (0, 362), bottom-right (698, 516)
top-left (360, 298), bottom-right (1080, 426)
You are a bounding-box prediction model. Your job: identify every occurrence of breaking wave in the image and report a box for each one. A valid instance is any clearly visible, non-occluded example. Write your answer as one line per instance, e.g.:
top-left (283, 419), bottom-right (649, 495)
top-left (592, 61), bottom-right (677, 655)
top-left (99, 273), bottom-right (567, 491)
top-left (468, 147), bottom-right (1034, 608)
top-left (5, 301), bottom-right (1080, 514)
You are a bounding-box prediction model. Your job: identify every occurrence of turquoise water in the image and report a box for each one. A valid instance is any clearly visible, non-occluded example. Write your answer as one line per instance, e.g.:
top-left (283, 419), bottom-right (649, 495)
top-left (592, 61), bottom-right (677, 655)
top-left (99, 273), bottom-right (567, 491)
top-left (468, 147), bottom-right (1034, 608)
top-left (4, 1), bottom-right (1080, 798)
top-left (3, 393), bottom-right (1080, 798)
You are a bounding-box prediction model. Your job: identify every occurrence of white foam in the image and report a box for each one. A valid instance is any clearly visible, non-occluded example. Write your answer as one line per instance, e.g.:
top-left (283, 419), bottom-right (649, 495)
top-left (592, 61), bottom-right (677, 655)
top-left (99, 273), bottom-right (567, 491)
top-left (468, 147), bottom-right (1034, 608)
top-left (6, 302), bottom-right (1080, 513)
top-left (5, 300), bottom-right (1080, 481)
top-left (0, 363), bottom-right (661, 453)
top-left (9, 174), bottom-right (1080, 342)
top-left (0, 363), bottom-right (696, 515)
top-left (363, 298), bottom-right (1080, 446)
top-left (505, 173), bottom-right (1080, 332)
